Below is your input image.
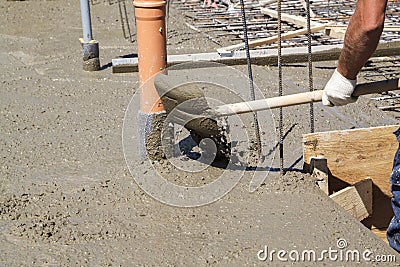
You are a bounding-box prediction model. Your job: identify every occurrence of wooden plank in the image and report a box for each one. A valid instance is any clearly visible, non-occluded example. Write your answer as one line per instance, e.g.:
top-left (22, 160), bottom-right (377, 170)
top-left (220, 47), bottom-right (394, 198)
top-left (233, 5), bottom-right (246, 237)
top-left (261, 7), bottom-right (313, 28)
top-left (323, 28), bottom-right (345, 40)
top-left (112, 41), bottom-right (400, 73)
top-left (371, 228), bottom-right (389, 244)
top-left (330, 178), bottom-right (373, 221)
top-left (323, 25), bottom-right (400, 40)
top-left (303, 125), bottom-right (399, 197)
top-left (326, 25), bottom-right (400, 32)
top-left (260, 8), bottom-right (345, 40)
top-left (217, 23), bottom-right (329, 53)
top-left (258, 0), bottom-right (278, 7)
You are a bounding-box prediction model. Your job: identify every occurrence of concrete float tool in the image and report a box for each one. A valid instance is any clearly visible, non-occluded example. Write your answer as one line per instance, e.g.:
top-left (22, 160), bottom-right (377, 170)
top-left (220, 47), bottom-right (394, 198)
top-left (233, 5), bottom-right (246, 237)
top-left (155, 73), bottom-right (400, 159)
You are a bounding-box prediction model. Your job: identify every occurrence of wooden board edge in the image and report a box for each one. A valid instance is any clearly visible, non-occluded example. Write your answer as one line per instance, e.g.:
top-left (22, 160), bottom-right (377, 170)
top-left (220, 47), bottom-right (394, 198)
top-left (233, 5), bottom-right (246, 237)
top-left (330, 178), bottom-right (373, 221)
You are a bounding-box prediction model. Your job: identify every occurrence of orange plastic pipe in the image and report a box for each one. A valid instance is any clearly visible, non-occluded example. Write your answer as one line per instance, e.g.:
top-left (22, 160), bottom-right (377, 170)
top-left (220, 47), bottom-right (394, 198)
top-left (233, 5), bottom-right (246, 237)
top-left (134, 0), bottom-right (167, 114)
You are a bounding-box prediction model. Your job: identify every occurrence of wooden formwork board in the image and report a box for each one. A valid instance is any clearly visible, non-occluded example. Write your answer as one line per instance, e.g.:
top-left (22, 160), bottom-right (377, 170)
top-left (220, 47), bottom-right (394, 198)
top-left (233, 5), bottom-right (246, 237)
top-left (303, 125), bottom-right (399, 241)
top-left (217, 23), bottom-right (330, 53)
top-left (330, 178), bottom-right (373, 221)
top-left (112, 41), bottom-right (400, 73)
top-left (260, 8), bottom-right (345, 40)
top-left (303, 125), bottom-right (399, 196)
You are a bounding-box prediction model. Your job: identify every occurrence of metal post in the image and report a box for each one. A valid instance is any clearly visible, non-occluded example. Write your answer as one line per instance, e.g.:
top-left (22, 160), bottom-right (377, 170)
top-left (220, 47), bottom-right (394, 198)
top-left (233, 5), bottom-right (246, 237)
top-left (79, 0), bottom-right (100, 71)
top-left (80, 0), bottom-right (93, 42)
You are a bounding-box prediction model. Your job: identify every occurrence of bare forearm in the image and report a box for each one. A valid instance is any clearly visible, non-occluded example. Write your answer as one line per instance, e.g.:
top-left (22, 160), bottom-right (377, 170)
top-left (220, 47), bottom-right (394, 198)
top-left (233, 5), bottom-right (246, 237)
top-left (337, 0), bottom-right (387, 80)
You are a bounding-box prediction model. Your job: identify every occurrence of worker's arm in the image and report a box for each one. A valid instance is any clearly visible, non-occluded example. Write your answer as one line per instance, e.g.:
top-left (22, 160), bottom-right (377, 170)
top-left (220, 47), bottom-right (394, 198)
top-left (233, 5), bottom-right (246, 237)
top-left (322, 0), bottom-right (388, 106)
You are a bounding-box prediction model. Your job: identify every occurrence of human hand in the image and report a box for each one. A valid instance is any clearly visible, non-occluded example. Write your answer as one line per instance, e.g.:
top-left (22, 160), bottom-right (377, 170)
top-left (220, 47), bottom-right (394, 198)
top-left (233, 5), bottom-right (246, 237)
top-left (322, 69), bottom-right (357, 106)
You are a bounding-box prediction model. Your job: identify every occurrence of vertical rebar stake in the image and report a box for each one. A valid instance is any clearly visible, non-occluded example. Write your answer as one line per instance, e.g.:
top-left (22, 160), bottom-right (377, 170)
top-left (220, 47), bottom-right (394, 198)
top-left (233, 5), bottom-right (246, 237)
top-left (277, 0), bottom-right (284, 175)
top-left (305, 0), bottom-right (315, 133)
top-left (239, 0), bottom-right (262, 157)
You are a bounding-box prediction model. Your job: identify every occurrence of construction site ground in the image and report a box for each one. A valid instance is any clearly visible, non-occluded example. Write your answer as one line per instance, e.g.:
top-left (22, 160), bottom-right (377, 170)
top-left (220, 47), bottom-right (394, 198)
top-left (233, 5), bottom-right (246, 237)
top-left (1, 0), bottom-right (399, 266)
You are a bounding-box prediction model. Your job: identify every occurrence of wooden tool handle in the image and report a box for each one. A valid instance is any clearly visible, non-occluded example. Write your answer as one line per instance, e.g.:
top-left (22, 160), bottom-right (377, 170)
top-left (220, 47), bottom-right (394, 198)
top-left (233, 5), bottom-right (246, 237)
top-left (352, 78), bottom-right (400, 97)
top-left (215, 78), bottom-right (400, 116)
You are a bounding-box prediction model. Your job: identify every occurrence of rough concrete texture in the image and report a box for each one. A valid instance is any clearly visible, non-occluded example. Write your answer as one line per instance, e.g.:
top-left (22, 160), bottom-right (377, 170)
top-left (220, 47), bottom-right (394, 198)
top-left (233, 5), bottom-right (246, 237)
top-left (1, 0), bottom-right (399, 266)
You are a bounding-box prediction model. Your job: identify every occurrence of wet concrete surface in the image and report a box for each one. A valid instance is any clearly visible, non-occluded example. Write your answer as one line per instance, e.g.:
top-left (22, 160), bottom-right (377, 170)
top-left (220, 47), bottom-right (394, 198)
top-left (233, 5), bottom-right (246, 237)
top-left (0, 0), bottom-right (399, 265)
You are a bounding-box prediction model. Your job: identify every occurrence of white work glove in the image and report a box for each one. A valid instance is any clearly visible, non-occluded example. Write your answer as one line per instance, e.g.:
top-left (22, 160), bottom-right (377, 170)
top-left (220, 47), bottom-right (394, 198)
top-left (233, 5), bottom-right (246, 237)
top-left (322, 69), bottom-right (357, 106)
